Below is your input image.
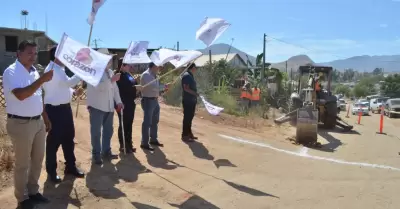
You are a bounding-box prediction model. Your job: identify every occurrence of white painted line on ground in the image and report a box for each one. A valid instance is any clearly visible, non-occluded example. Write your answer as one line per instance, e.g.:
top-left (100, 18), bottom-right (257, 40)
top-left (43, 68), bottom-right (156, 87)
top-left (219, 134), bottom-right (400, 172)
top-left (298, 147), bottom-right (309, 156)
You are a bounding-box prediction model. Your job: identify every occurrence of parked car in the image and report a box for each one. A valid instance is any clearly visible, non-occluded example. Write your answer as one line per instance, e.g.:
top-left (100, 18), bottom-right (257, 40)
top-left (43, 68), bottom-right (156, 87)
top-left (370, 97), bottom-right (390, 114)
top-left (357, 99), bottom-right (370, 110)
top-left (337, 99), bottom-right (347, 111)
top-left (352, 103), bottom-right (369, 115)
top-left (384, 98), bottom-right (400, 118)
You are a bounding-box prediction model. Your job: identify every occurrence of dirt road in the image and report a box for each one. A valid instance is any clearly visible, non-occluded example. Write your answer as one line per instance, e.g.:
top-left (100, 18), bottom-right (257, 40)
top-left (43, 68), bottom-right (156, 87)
top-left (0, 105), bottom-right (400, 209)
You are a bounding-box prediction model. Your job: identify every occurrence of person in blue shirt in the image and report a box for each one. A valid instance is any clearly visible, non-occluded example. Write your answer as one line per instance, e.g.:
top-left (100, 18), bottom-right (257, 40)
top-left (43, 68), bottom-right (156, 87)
top-left (181, 63), bottom-right (199, 142)
top-left (116, 58), bottom-right (138, 153)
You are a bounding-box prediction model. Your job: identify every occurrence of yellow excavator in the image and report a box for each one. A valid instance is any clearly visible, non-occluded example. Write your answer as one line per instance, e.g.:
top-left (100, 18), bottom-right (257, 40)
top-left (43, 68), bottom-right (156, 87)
top-left (274, 65), bottom-right (353, 145)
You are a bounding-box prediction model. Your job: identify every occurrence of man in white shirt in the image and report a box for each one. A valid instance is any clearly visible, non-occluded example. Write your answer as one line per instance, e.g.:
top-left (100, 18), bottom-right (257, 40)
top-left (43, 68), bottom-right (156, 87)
top-left (42, 46), bottom-right (85, 184)
top-left (86, 49), bottom-right (123, 165)
top-left (2, 40), bottom-right (53, 209)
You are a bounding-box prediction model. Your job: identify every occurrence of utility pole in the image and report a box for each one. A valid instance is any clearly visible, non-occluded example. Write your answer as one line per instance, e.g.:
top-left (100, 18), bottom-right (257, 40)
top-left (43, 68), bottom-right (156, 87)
top-left (92, 39), bottom-right (102, 48)
top-left (225, 38), bottom-right (234, 61)
top-left (177, 41), bottom-right (179, 51)
top-left (261, 33), bottom-right (266, 84)
top-left (285, 61), bottom-right (288, 74)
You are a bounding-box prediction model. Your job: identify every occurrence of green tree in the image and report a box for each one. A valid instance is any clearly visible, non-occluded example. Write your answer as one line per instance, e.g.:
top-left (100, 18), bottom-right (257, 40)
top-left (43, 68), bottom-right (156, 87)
top-left (352, 76), bottom-right (381, 97)
top-left (372, 68), bottom-right (383, 76)
top-left (381, 74), bottom-right (400, 97)
top-left (343, 68), bottom-right (355, 81)
top-left (334, 84), bottom-right (351, 97)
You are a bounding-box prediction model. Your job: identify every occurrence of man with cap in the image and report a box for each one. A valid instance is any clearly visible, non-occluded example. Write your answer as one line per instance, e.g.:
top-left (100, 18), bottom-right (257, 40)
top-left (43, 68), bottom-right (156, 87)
top-left (86, 49), bottom-right (123, 165)
top-left (139, 62), bottom-right (164, 151)
top-left (42, 46), bottom-right (85, 183)
top-left (115, 58), bottom-right (138, 153)
top-left (181, 63), bottom-right (199, 142)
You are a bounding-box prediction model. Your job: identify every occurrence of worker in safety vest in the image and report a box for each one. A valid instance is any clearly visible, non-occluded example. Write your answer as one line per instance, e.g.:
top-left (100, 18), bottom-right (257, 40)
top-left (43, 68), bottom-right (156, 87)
top-left (240, 82), bottom-right (252, 108)
top-left (251, 86), bottom-right (261, 106)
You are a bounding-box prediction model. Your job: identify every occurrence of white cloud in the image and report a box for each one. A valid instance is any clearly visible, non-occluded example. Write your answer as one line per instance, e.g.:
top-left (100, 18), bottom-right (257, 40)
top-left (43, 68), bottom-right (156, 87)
top-left (379, 23), bottom-right (388, 28)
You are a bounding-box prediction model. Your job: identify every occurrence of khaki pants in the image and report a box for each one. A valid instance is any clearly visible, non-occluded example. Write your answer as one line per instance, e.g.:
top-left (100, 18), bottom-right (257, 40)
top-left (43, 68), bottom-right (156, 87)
top-left (6, 117), bottom-right (46, 202)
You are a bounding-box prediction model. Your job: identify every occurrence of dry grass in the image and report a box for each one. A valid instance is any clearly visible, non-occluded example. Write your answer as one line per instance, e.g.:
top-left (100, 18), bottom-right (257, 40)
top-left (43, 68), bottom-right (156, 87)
top-left (0, 108), bottom-right (13, 189)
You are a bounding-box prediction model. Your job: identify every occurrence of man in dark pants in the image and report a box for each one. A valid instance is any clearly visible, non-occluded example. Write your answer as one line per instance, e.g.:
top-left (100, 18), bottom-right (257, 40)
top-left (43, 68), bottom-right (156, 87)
top-left (116, 58), bottom-right (137, 153)
top-left (181, 63), bottom-right (199, 142)
top-left (42, 46), bottom-right (85, 183)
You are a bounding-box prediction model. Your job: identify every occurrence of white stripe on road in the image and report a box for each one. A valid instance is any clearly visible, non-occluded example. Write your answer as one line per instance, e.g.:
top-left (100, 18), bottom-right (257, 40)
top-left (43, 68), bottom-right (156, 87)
top-left (218, 134), bottom-right (400, 171)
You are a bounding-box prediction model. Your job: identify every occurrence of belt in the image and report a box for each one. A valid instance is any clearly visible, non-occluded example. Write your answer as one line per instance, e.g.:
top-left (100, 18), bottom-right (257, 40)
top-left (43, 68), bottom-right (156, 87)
top-left (46, 103), bottom-right (70, 107)
top-left (7, 114), bottom-right (41, 120)
top-left (142, 97), bottom-right (158, 100)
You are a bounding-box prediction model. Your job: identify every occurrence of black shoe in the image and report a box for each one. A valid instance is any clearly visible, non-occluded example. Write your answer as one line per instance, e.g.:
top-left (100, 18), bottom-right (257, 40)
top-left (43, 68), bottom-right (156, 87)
top-left (140, 145), bottom-right (154, 151)
top-left (92, 157), bottom-right (103, 165)
top-left (149, 141), bottom-right (164, 147)
top-left (28, 193), bottom-right (49, 204)
top-left (17, 199), bottom-right (36, 209)
top-left (190, 134), bottom-right (198, 140)
top-left (65, 167), bottom-right (85, 178)
top-left (102, 152), bottom-right (119, 160)
top-left (48, 174), bottom-right (62, 183)
top-left (182, 136), bottom-right (195, 142)
top-left (120, 147), bottom-right (136, 153)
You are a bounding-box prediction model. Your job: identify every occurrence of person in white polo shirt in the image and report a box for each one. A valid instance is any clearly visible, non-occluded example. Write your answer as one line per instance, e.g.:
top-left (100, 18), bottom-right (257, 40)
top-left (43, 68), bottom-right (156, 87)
top-left (86, 48), bottom-right (123, 165)
top-left (2, 40), bottom-right (53, 209)
top-left (42, 46), bottom-right (85, 184)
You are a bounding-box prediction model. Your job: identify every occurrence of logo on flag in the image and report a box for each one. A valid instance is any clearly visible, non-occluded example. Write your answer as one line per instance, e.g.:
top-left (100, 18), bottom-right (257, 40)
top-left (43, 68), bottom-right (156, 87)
top-left (75, 48), bottom-right (93, 65)
top-left (173, 55), bottom-right (181, 61)
top-left (87, 0), bottom-right (106, 25)
top-left (196, 17), bottom-right (230, 47)
top-left (56, 33), bottom-right (112, 87)
top-left (123, 41), bottom-right (152, 64)
top-left (128, 44), bottom-right (141, 56)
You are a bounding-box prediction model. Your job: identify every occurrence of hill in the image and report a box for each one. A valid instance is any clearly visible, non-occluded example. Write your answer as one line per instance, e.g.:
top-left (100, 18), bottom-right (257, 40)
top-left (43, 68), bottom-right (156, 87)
top-left (270, 55), bottom-right (314, 72)
top-left (198, 43), bottom-right (256, 65)
top-left (319, 55), bottom-right (400, 72)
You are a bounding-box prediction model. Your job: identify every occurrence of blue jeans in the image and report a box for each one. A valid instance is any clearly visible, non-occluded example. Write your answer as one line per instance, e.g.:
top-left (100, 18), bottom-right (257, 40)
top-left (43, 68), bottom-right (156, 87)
top-left (141, 98), bottom-right (160, 145)
top-left (88, 107), bottom-right (114, 158)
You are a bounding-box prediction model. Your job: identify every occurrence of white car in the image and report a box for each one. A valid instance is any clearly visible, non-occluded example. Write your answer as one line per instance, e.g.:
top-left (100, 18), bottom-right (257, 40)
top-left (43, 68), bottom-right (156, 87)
top-left (338, 99), bottom-right (347, 111)
top-left (370, 97), bottom-right (389, 113)
top-left (352, 103), bottom-right (369, 116)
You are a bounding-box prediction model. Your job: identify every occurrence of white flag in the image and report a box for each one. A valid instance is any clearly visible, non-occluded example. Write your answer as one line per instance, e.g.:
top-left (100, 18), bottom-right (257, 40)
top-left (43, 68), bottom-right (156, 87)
top-left (87, 0), bottom-right (106, 25)
top-left (123, 41), bottom-right (151, 64)
top-left (55, 33), bottom-right (112, 87)
top-left (150, 48), bottom-right (202, 68)
top-left (168, 50), bottom-right (203, 68)
top-left (149, 48), bottom-right (178, 66)
top-left (200, 96), bottom-right (224, 116)
top-left (196, 17), bottom-right (230, 47)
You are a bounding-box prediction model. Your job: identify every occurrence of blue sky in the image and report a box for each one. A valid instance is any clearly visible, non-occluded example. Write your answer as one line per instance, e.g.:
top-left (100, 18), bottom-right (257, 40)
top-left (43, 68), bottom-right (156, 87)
top-left (1, 0), bottom-right (400, 63)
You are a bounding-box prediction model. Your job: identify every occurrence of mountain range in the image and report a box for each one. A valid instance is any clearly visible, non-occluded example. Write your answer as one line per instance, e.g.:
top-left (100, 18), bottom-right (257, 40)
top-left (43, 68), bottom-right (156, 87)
top-left (200, 43), bottom-right (400, 72)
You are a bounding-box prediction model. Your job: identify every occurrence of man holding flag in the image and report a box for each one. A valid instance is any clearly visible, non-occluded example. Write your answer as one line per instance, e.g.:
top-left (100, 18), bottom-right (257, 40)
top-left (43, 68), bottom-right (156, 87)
top-left (86, 49), bottom-right (123, 164)
top-left (43, 46), bottom-right (85, 183)
top-left (140, 62), bottom-right (164, 151)
top-left (181, 63), bottom-right (199, 142)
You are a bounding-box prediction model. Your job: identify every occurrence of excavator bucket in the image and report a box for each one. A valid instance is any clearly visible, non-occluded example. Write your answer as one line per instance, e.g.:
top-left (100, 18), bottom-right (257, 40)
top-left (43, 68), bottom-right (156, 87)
top-left (296, 106), bottom-right (318, 145)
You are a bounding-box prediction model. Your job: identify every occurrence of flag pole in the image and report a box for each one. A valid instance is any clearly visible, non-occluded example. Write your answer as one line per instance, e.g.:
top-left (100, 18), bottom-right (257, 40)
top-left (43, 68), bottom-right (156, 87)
top-left (75, 24), bottom-right (94, 118)
top-left (142, 57), bottom-right (200, 89)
